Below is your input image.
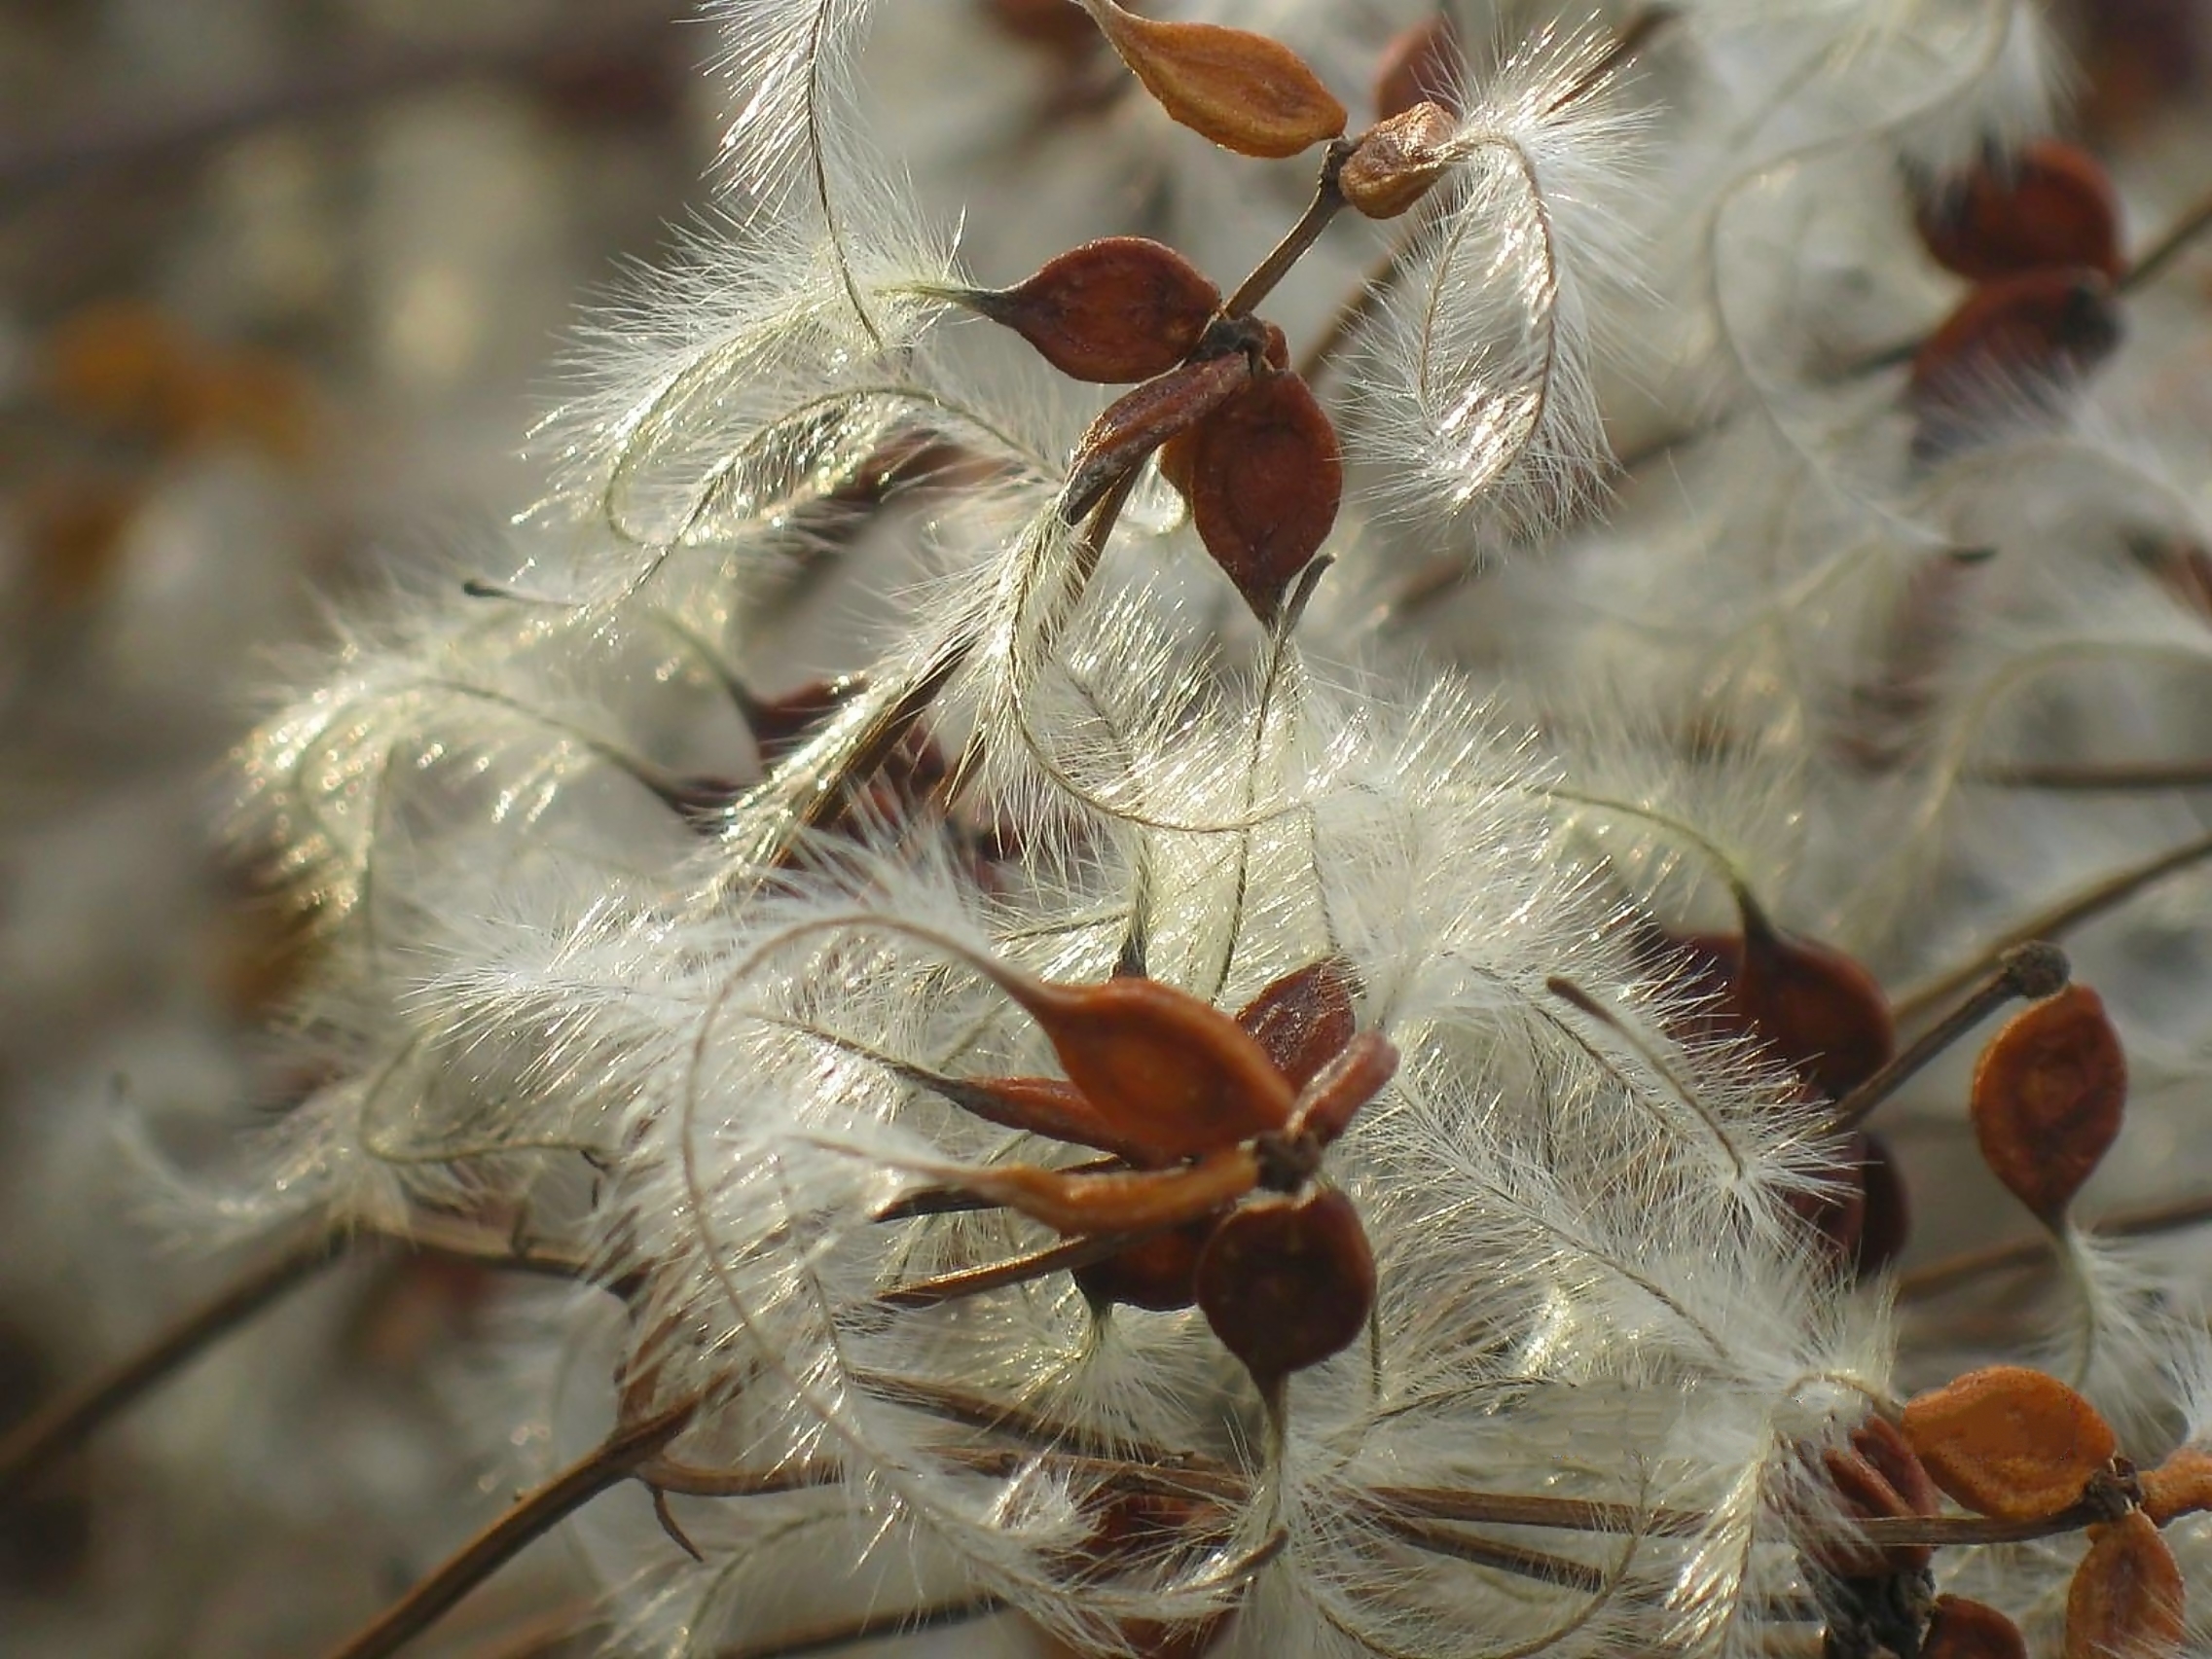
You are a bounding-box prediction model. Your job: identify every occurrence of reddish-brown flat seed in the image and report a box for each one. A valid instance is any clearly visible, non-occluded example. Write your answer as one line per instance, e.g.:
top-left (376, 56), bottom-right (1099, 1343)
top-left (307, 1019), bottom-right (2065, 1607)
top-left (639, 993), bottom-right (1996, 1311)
top-left (970, 237), bottom-right (1221, 384)
top-left (1923, 1597), bottom-right (2029, 1659)
top-left (1733, 922), bottom-right (1897, 1100)
top-left (1003, 972), bottom-right (1298, 1156)
top-left (1915, 141), bottom-right (2124, 283)
top-left (952, 1142), bottom-right (1262, 1239)
top-left (1971, 984), bottom-right (2126, 1225)
top-left (1909, 269), bottom-right (2122, 462)
top-left (1902, 1365), bottom-right (2118, 1522)
top-left (1196, 1187), bottom-right (1376, 1387)
top-left (1086, 2), bottom-right (1348, 158)
top-left (931, 1071), bottom-right (1179, 1167)
top-left (1236, 957), bottom-right (1359, 1091)
top-left (2064, 1509), bottom-right (2186, 1659)
top-left (1064, 351), bottom-right (1252, 523)
top-left (1185, 369), bottom-right (1342, 619)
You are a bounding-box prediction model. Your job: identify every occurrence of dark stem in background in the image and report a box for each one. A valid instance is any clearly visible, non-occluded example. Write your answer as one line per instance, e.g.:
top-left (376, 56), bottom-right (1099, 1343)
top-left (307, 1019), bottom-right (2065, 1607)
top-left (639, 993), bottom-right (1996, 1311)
top-left (0, 1227), bottom-right (349, 1491)
top-left (1894, 825), bottom-right (2212, 1023)
top-left (1826, 941), bottom-right (2068, 1134)
top-left (319, 1402), bottom-right (696, 1659)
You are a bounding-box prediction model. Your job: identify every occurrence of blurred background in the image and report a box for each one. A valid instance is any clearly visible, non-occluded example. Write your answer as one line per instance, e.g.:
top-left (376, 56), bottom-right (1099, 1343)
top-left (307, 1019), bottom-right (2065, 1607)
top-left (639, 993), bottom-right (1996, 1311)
top-left (0, 4), bottom-right (706, 1653)
top-left (0, 2), bottom-right (2205, 1655)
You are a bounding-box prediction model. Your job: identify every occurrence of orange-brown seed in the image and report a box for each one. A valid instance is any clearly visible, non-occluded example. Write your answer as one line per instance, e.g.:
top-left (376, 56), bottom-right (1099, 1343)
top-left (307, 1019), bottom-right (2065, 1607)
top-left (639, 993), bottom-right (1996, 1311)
top-left (1901, 1365), bottom-right (2118, 1522)
top-left (2064, 1509), bottom-right (2186, 1659)
top-left (1970, 984), bottom-right (2126, 1226)
top-left (1086, 2), bottom-right (1347, 158)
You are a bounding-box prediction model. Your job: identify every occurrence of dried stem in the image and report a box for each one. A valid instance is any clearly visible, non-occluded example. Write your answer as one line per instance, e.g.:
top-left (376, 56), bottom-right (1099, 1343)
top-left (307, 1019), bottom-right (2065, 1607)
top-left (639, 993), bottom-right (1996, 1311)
top-left (318, 1401), bottom-right (696, 1659)
top-left (1898, 1192), bottom-right (2212, 1302)
top-left (0, 1226), bottom-right (349, 1491)
top-left (1826, 941), bottom-right (2068, 1133)
top-left (2120, 180), bottom-right (2212, 294)
top-left (1221, 140), bottom-right (1352, 320)
top-left (1893, 826), bottom-right (2212, 1023)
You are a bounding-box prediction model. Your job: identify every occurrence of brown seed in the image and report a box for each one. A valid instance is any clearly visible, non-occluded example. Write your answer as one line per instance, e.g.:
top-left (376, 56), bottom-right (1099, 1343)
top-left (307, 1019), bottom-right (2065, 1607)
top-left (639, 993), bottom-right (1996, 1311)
top-left (949, 1141), bottom-right (1263, 1239)
top-left (1235, 957), bottom-right (1359, 1091)
top-left (1195, 1187), bottom-right (1376, 1387)
top-left (2065, 1509), bottom-right (2186, 1659)
top-left (1901, 1365), bottom-right (2119, 1522)
top-left (930, 1071), bottom-right (1177, 1166)
top-left (1909, 268), bottom-right (2123, 463)
top-left (2139, 1447), bottom-right (2212, 1528)
top-left (1733, 920), bottom-right (1897, 1100)
top-left (1073, 1218), bottom-right (1215, 1311)
top-left (1083, 1), bottom-right (1348, 159)
top-left (1185, 369), bottom-right (1343, 619)
top-left (1815, 1446), bottom-right (1921, 1577)
top-left (1339, 101), bottom-right (1458, 219)
top-left (1064, 350), bottom-right (1253, 523)
top-left (1001, 972), bottom-right (1297, 1158)
top-left (1923, 1597), bottom-right (2029, 1659)
top-left (1806, 1414), bottom-right (1940, 1575)
top-left (966, 237), bottom-right (1221, 384)
top-left (1971, 984), bottom-right (2126, 1226)
top-left (1372, 16), bottom-right (1462, 121)
top-left (1855, 1414), bottom-right (1940, 1517)
top-left (1915, 141), bottom-right (2124, 283)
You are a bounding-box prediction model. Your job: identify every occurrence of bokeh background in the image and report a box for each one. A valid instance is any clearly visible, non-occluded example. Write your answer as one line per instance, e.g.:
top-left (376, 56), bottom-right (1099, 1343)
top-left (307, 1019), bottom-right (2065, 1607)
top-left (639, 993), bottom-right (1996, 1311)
top-left (1, 5), bottom-right (703, 1652)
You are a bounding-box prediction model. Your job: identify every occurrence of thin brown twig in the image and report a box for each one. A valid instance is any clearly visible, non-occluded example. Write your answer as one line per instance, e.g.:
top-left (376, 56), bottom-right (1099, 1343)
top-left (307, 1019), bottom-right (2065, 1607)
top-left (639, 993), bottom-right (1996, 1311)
top-left (319, 1401), bottom-right (696, 1659)
top-left (2120, 181), bottom-right (2212, 294)
top-left (1825, 941), bottom-right (2068, 1134)
top-left (1893, 825), bottom-right (2212, 1023)
top-left (0, 1226), bottom-right (352, 1491)
top-left (1898, 1192), bottom-right (2212, 1302)
top-left (875, 1231), bottom-right (1140, 1308)
top-left (1376, 1515), bottom-right (1618, 1592)
top-left (1222, 142), bottom-right (1352, 320)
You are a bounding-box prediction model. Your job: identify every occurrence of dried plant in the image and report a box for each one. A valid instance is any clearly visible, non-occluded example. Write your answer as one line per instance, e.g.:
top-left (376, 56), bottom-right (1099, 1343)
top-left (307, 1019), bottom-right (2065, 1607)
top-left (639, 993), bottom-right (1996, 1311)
top-left (12, 3), bottom-right (2212, 1657)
